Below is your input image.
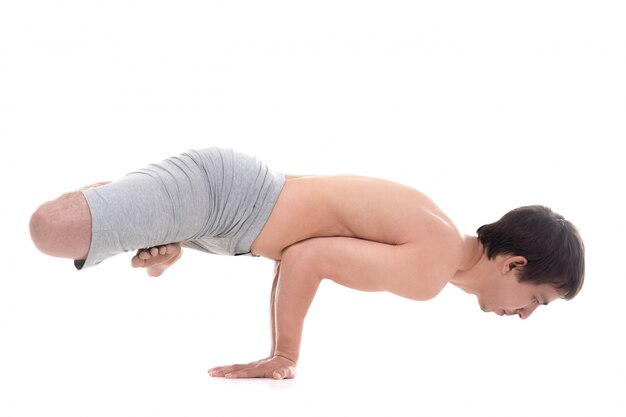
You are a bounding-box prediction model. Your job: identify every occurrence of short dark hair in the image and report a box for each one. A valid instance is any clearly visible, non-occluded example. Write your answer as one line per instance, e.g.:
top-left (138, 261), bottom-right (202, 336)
top-left (476, 205), bottom-right (585, 300)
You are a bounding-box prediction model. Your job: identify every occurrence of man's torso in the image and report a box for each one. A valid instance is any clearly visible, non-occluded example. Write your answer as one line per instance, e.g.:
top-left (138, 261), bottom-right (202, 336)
top-left (251, 175), bottom-right (461, 260)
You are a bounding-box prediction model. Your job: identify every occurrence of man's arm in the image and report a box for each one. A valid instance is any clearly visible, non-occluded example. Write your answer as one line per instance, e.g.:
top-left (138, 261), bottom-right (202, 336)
top-left (304, 236), bottom-right (449, 300)
top-left (208, 241), bottom-right (322, 379)
top-left (208, 235), bottom-right (448, 379)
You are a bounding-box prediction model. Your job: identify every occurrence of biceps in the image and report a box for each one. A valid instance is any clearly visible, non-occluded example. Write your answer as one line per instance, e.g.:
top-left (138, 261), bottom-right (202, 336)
top-left (294, 236), bottom-right (413, 293)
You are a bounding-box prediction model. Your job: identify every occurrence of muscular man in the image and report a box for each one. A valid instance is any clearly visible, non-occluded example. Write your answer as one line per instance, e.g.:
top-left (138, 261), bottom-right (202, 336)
top-left (29, 147), bottom-right (585, 380)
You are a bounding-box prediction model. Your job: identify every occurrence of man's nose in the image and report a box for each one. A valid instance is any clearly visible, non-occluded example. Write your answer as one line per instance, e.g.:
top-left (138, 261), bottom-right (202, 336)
top-left (517, 303), bottom-right (539, 320)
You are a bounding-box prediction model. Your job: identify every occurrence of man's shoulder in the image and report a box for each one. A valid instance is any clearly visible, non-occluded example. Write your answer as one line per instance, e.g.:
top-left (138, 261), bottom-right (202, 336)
top-left (403, 216), bottom-right (464, 283)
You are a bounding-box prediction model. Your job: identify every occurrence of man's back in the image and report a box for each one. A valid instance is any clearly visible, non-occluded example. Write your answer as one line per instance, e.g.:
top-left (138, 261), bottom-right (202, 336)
top-left (251, 175), bottom-right (463, 262)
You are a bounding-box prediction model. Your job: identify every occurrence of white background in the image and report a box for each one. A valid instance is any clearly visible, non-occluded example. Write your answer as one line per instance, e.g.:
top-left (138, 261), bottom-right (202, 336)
top-left (1, 1), bottom-right (625, 416)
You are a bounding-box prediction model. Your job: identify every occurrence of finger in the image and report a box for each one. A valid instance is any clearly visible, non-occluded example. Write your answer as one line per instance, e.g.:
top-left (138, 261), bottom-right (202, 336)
top-left (272, 368), bottom-right (285, 380)
top-left (209, 357), bottom-right (268, 372)
top-left (225, 361), bottom-right (268, 378)
top-left (225, 367), bottom-right (258, 378)
top-left (208, 364), bottom-right (237, 374)
top-left (208, 364), bottom-right (251, 377)
top-left (272, 366), bottom-right (296, 380)
top-left (208, 366), bottom-right (231, 377)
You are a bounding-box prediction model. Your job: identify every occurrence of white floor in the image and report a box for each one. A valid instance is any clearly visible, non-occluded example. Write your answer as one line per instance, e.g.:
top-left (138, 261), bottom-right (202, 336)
top-left (2, 239), bottom-right (625, 417)
top-left (1, 1), bottom-right (625, 416)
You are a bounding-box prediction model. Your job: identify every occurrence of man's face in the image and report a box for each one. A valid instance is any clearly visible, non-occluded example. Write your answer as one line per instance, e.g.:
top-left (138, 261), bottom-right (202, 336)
top-left (477, 276), bottom-right (562, 320)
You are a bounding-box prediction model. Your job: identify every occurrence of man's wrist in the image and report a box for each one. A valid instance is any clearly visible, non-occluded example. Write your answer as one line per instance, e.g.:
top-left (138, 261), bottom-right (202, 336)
top-left (274, 351), bottom-right (298, 364)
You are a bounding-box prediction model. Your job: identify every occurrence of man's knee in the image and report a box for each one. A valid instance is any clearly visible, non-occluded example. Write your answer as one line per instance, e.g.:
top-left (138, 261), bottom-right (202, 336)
top-left (281, 239), bottom-right (322, 270)
top-left (29, 191), bottom-right (92, 259)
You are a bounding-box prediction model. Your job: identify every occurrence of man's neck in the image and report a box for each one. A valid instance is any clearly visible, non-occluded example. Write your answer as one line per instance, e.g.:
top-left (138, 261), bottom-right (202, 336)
top-left (458, 236), bottom-right (483, 272)
top-left (449, 236), bottom-right (484, 295)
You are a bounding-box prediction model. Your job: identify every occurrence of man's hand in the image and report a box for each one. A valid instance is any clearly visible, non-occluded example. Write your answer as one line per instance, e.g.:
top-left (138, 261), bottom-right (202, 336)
top-left (208, 355), bottom-right (297, 380)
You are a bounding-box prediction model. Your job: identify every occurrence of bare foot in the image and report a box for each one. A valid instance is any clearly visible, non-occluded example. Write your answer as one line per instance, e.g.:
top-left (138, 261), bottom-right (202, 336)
top-left (131, 243), bottom-right (183, 277)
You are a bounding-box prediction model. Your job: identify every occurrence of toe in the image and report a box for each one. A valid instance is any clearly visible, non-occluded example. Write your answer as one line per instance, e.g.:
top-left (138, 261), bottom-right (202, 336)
top-left (131, 256), bottom-right (144, 268)
top-left (167, 243), bottom-right (181, 255)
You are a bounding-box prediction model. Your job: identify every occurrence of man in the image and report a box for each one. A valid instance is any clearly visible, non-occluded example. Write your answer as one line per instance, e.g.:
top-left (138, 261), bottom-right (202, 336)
top-left (29, 147), bottom-right (585, 380)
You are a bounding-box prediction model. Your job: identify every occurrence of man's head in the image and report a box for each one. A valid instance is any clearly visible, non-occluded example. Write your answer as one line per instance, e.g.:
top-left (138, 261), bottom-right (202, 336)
top-left (476, 205), bottom-right (585, 302)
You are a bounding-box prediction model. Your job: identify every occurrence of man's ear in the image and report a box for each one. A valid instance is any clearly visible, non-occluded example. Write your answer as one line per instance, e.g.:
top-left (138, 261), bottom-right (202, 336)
top-left (501, 255), bottom-right (528, 274)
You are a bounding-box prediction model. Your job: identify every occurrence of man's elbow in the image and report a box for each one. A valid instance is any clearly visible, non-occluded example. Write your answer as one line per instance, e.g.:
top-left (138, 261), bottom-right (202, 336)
top-left (280, 240), bottom-right (325, 280)
top-left (385, 275), bottom-right (447, 301)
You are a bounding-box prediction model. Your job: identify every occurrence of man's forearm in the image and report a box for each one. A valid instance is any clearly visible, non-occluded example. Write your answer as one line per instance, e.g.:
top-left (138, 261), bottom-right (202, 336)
top-left (273, 245), bottom-right (323, 363)
top-left (269, 261), bottom-right (280, 357)
top-left (207, 244), bottom-right (321, 379)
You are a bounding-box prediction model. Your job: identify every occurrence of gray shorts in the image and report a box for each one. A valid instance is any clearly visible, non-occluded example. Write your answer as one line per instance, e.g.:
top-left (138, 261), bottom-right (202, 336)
top-left (75, 147), bottom-right (285, 269)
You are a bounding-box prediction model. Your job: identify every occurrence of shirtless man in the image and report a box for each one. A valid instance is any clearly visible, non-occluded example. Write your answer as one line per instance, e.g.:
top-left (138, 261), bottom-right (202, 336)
top-left (29, 147), bottom-right (585, 380)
